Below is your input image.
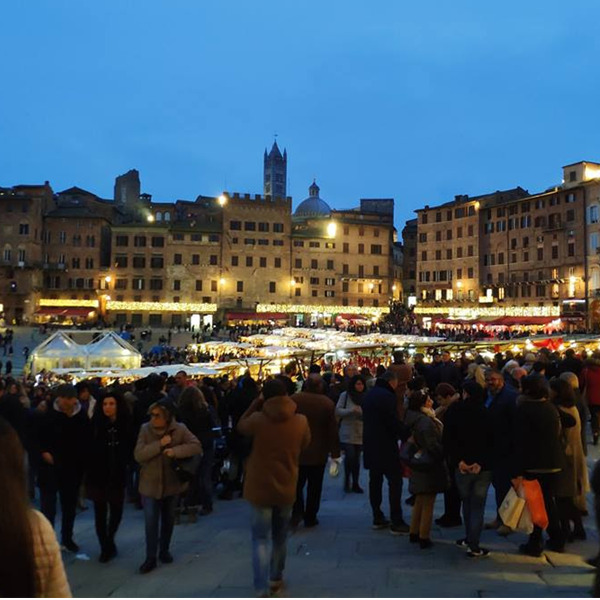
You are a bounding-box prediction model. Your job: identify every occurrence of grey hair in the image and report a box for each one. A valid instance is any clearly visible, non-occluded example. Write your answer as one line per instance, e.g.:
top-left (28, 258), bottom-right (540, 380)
top-left (559, 371), bottom-right (579, 391)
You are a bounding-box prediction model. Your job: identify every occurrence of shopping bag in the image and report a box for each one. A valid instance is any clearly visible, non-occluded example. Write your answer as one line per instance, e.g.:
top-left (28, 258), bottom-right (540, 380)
top-left (514, 504), bottom-right (534, 534)
top-left (499, 487), bottom-right (526, 530)
top-left (521, 479), bottom-right (549, 530)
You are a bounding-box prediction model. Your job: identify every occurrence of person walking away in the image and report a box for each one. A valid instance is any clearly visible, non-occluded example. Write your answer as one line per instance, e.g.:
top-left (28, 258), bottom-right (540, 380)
top-left (549, 378), bottom-right (589, 542)
top-left (484, 369), bottom-right (518, 535)
top-left (86, 391), bottom-right (134, 562)
top-left (0, 417), bottom-right (71, 597)
top-left (515, 374), bottom-right (572, 556)
top-left (177, 386), bottom-right (217, 521)
top-left (336, 374), bottom-right (366, 493)
top-left (135, 399), bottom-right (202, 574)
top-left (362, 370), bottom-right (410, 534)
top-left (237, 379), bottom-right (311, 597)
top-left (292, 375), bottom-right (341, 527)
top-left (404, 391), bottom-right (449, 549)
top-left (38, 384), bottom-right (90, 552)
top-left (443, 381), bottom-right (493, 557)
top-left (581, 351), bottom-right (600, 445)
top-left (434, 383), bottom-right (462, 528)
top-left (387, 351), bottom-right (413, 419)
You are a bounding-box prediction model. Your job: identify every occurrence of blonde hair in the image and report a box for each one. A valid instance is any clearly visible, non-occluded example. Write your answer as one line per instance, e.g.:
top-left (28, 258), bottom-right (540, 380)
top-left (467, 363), bottom-right (486, 388)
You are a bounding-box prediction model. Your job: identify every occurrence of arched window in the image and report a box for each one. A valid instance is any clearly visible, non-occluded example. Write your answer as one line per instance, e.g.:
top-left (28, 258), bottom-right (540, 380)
top-left (164, 212), bottom-right (171, 222)
top-left (3, 245), bottom-right (11, 262)
top-left (156, 212), bottom-right (163, 222)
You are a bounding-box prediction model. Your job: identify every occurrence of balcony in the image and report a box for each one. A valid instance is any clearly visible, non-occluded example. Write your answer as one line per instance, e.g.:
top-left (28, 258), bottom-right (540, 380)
top-left (43, 262), bottom-right (67, 271)
top-left (543, 220), bottom-right (564, 232)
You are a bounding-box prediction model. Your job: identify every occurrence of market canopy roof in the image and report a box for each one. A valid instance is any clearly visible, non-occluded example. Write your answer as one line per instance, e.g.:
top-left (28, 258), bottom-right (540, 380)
top-left (35, 307), bottom-right (95, 317)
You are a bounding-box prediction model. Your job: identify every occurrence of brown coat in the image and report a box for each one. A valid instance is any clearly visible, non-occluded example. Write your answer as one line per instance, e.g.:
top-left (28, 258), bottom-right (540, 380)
top-left (292, 391), bottom-right (341, 465)
top-left (238, 395), bottom-right (310, 507)
top-left (134, 421), bottom-right (202, 500)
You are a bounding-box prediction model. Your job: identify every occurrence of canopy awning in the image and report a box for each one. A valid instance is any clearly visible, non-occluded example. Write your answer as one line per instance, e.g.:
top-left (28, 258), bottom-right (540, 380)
top-left (226, 312), bottom-right (288, 321)
top-left (35, 307), bottom-right (96, 317)
top-left (490, 316), bottom-right (558, 326)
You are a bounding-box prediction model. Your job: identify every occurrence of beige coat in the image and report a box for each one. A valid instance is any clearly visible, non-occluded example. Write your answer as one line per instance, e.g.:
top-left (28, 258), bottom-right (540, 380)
top-left (134, 421), bottom-right (202, 499)
top-left (30, 509), bottom-right (71, 598)
top-left (557, 405), bottom-right (590, 509)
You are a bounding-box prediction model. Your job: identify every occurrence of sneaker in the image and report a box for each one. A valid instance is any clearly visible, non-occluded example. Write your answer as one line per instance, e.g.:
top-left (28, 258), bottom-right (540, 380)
top-left (435, 515), bottom-right (462, 528)
top-left (139, 558), bottom-right (157, 574)
top-left (390, 522), bottom-right (410, 535)
top-left (159, 550), bottom-right (174, 563)
top-left (455, 538), bottom-right (468, 548)
top-left (61, 539), bottom-right (80, 553)
top-left (372, 516), bottom-right (391, 530)
top-left (467, 547), bottom-right (490, 558)
top-left (496, 524), bottom-right (512, 537)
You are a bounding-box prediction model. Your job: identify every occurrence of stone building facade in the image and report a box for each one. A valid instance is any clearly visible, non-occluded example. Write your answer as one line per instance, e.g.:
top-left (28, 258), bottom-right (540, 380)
top-left (409, 161), bottom-right (600, 330)
top-left (0, 146), bottom-right (398, 327)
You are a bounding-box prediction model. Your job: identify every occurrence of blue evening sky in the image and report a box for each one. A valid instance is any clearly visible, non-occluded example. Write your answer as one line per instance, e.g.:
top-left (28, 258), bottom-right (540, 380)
top-left (2, 1), bottom-right (600, 231)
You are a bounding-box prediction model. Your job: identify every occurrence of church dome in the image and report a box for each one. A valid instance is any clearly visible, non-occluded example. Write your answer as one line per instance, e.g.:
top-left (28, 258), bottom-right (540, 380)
top-left (294, 181), bottom-right (331, 217)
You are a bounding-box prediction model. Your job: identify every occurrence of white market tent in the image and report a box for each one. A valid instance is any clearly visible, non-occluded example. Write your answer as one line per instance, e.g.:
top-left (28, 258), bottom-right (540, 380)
top-left (30, 330), bottom-right (142, 375)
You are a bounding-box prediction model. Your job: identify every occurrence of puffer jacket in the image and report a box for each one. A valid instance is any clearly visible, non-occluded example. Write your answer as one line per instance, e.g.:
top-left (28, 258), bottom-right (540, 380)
top-left (135, 420), bottom-right (202, 499)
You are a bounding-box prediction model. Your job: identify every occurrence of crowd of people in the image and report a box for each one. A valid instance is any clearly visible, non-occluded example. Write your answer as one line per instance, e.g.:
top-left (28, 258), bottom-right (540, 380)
top-left (2, 341), bottom-right (600, 597)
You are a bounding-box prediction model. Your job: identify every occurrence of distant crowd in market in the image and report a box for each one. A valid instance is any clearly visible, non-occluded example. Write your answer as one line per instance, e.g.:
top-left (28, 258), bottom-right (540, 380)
top-left (4, 341), bottom-right (600, 596)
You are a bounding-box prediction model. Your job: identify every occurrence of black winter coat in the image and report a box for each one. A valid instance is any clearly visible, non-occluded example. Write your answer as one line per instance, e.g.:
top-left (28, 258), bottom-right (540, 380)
top-left (362, 380), bottom-right (409, 471)
top-left (486, 383), bottom-right (518, 466)
top-left (86, 415), bottom-right (135, 502)
top-left (513, 395), bottom-right (573, 475)
top-left (443, 399), bottom-right (493, 470)
top-left (38, 403), bottom-right (91, 483)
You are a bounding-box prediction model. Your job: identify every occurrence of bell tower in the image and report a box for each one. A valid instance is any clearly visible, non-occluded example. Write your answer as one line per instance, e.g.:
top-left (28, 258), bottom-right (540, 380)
top-left (263, 140), bottom-right (287, 198)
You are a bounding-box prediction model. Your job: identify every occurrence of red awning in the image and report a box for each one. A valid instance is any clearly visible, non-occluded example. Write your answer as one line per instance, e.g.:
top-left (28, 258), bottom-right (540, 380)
top-left (35, 307), bottom-right (95, 317)
top-left (226, 312), bottom-right (287, 321)
top-left (491, 316), bottom-right (557, 326)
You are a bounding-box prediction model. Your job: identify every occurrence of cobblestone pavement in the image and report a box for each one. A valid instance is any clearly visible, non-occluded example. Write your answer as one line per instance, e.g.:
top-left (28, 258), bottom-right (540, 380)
top-left (59, 462), bottom-right (598, 598)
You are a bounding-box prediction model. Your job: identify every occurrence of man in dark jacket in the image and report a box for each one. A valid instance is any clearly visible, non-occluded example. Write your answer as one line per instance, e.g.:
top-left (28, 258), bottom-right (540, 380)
top-left (38, 383), bottom-right (91, 552)
top-left (291, 375), bottom-right (341, 527)
top-left (362, 370), bottom-right (410, 533)
top-left (0, 380), bottom-right (28, 445)
top-left (438, 351), bottom-right (462, 391)
top-left (484, 369), bottom-right (518, 534)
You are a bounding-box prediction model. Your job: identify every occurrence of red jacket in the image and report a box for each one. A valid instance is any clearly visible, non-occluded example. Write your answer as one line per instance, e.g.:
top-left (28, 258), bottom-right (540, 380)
top-left (582, 362), bottom-right (600, 406)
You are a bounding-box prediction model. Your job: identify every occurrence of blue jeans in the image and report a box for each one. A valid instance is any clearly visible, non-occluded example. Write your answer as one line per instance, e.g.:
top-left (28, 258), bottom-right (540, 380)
top-left (143, 495), bottom-right (177, 560)
top-left (250, 504), bottom-right (292, 595)
top-left (455, 470), bottom-right (492, 550)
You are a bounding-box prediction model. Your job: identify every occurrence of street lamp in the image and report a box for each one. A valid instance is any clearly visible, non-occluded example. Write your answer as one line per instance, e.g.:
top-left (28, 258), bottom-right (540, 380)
top-left (327, 221), bottom-right (337, 238)
top-left (217, 194), bottom-right (227, 207)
